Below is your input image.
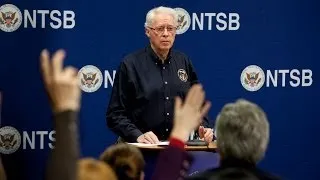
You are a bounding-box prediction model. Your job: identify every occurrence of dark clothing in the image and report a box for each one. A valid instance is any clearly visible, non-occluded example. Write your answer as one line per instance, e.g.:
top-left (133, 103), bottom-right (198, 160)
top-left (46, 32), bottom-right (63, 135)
top-left (153, 145), bottom-right (280, 180)
top-left (0, 157), bottom-right (6, 180)
top-left (107, 45), bottom-right (211, 142)
top-left (152, 146), bottom-right (193, 180)
top-left (46, 110), bottom-right (79, 180)
top-left (187, 158), bottom-right (281, 180)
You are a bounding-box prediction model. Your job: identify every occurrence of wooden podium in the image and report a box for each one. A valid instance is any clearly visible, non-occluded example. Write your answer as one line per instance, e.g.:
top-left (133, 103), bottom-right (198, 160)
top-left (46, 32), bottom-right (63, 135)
top-left (132, 141), bottom-right (217, 151)
top-left (128, 142), bottom-right (219, 180)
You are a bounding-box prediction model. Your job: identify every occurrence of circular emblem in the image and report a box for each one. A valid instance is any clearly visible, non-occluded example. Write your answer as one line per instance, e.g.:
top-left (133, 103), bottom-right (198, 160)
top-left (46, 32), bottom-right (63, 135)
top-left (0, 4), bottom-right (22, 32)
top-left (178, 69), bottom-right (188, 82)
top-left (78, 65), bottom-right (103, 93)
top-left (0, 126), bottom-right (21, 154)
top-left (240, 65), bottom-right (265, 92)
top-left (174, 8), bottom-right (191, 35)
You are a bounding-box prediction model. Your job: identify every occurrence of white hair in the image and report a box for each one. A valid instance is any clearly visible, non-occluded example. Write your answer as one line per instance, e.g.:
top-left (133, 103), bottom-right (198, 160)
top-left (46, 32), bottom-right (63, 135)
top-left (215, 99), bottom-right (270, 164)
top-left (144, 6), bottom-right (178, 28)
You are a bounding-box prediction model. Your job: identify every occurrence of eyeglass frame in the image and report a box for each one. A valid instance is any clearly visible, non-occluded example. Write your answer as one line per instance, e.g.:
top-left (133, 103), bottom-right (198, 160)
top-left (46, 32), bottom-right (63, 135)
top-left (147, 25), bottom-right (177, 34)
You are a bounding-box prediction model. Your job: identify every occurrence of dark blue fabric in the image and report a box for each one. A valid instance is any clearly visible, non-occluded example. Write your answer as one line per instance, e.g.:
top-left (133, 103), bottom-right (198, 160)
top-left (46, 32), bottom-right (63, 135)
top-left (107, 45), bottom-right (210, 142)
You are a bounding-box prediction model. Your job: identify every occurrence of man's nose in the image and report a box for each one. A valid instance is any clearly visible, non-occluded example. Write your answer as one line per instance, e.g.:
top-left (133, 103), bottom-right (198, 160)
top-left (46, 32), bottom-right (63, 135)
top-left (162, 28), bottom-right (169, 36)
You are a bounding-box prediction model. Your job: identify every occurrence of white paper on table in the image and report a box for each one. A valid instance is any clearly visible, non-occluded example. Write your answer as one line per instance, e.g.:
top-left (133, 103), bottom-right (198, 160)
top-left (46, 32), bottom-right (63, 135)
top-left (157, 141), bottom-right (169, 146)
top-left (127, 141), bottom-right (169, 147)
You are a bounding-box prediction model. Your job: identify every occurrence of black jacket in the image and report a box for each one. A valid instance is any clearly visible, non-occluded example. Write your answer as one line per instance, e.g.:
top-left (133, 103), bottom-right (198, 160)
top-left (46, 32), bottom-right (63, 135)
top-left (187, 158), bottom-right (281, 180)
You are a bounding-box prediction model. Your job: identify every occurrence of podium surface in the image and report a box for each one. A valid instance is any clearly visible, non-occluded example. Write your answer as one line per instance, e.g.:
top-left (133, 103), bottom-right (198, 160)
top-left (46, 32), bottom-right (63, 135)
top-left (128, 141), bottom-right (217, 151)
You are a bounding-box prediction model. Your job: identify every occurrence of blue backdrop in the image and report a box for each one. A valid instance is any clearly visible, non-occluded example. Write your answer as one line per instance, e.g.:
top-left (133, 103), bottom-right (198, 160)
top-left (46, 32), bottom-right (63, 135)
top-left (0, 0), bottom-right (319, 179)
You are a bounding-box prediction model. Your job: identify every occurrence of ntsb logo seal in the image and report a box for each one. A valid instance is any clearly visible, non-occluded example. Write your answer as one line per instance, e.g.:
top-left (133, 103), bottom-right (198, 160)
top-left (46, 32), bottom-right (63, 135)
top-left (178, 69), bottom-right (188, 82)
top-left (0, 126), bottom-right (21, 154)
top-left (0, 4), bottom-right (22, 32)
top-left (78, 65), bottom-right (103, 93)
top-left (241, 65), bottom-right (265, 92)
top-left (174, 8), bottom-right (191, 35)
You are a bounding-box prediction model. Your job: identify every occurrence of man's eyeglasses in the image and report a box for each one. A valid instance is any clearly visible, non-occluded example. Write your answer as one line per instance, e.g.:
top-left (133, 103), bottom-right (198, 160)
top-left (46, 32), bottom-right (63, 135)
top-left (148, 26), bottom-right (177, 34)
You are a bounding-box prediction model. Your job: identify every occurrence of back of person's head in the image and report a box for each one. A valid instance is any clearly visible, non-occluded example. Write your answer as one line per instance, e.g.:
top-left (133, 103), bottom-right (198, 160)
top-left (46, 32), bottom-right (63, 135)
top-left (100, 143), bottom-right (145, 180)
top-left (209, 168), bottom-right (259, 180)
top-left (215, 99), bottom-right (269, 164)
top-left (77, 158), bottom-right (117, 180)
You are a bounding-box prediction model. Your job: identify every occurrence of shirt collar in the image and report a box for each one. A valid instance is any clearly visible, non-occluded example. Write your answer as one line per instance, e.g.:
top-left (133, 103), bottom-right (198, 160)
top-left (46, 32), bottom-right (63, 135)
top-left (146, 44), bottom-right (172, 64)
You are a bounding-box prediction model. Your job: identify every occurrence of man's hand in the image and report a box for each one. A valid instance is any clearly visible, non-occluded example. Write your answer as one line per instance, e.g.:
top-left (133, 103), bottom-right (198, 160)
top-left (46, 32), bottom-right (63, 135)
top-left (171, 84), bottom-right (211, 142)
top-left (199, 126), bottom-right (214, 143)
top-left (137, 131), bottom-right (160, 144)
top-left (40, 49), bottom-right (81, 113)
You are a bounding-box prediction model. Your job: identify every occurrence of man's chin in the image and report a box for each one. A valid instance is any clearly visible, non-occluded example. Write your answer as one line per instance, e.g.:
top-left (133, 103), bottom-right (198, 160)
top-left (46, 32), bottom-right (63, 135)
top-left (159, 45), bottom-right (172, 51)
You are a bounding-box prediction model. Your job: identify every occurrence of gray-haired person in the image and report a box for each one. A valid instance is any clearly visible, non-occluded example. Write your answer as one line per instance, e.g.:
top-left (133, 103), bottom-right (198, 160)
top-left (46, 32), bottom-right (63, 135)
top-left (188, 99), bottom-right (281, 180)
top-left (106, 6), bottom-right (213, 144)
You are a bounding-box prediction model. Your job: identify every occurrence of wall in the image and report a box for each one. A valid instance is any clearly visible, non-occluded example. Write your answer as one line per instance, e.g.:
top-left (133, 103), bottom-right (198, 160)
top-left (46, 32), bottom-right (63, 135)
top-left (0, 0), bottom-right (319, 179)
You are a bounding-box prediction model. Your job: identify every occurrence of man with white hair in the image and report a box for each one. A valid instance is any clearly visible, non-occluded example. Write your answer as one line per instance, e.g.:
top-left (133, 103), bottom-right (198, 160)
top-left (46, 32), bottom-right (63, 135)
top-left (107, 6), bottom-right (214, 144)
top-left (187, 99), bottom-right (280, 179)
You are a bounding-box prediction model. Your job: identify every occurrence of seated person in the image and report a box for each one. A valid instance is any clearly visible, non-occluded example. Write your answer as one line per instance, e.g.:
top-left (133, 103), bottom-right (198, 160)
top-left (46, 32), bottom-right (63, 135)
top-left (100, 143), bottom-right (145, 180)
top-left (187, 99), bottom-right (281, 180)
top-left (77, 158), bottom-right (117, 180)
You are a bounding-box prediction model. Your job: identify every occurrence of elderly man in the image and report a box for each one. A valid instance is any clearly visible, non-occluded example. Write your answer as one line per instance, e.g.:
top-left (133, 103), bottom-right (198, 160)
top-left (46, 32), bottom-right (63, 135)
top-left (187, 99), bottom-right (280, 179)
top-left (106, 6), bottom-right (214, 144)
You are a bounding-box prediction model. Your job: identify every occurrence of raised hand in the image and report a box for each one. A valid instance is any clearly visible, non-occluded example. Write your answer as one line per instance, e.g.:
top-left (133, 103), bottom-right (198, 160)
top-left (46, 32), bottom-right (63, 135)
top-left (171, 84), bottom-right (211, 142)
top-left (40, 49), bottom-right (81, 113)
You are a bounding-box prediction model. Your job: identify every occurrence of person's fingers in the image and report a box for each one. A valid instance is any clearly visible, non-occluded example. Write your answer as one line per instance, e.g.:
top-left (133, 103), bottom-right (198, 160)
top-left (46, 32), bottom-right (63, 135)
top-left (149, 131), bottom-right (160, 143)
top-left (205, 135), bottom-right (212, 143)
top-left (144, 133), bottom-right (156, 144)
top-left (52, 49), bottom-right (65, 77)
top-left (199, 126), bottom-right (204, 131)
top-left (142, 138), bottom-right (151, 144)
top-left (200, 101), bottom-right (211, 118)
top-left (185, 84), bottom-right (201, 106)
top-left (137, 135), bottom-right (150, 144)
top-left (204, 130), bottom-right (213, 143)
top-left (193, 86), bottom-right (205, 110)
top-left (40, 49), bottom-right (51, 84)
top-left (40, 49), bottom-right (55, 108)
top-left (204, 128), bottom-right (212, 138)
top-left (199, 126), bottom-right (205, 138)
top-left (174, 96), bottom-right (182, 112)
top-left (64, 66), bottom-right (78, 77)
top-left (209, 131), bottom-right (214, 140)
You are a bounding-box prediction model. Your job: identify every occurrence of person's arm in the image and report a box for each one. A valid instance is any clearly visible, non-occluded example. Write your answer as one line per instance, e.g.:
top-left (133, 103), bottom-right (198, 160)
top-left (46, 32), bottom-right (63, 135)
top-left (46, 110), bottom-right (79, 180)
top-left (152, 137), bottom-right (193, 180)
top-left (152, 84), bottom-right (211, 180)
top-left (40, 49), bottom-right (81, 180)
top-left (107, 62), bottom-right (143, 142)
top-left (187, 58), bottom-right (211, 128)
top-left (0, 157), bottom-right (6, 180)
